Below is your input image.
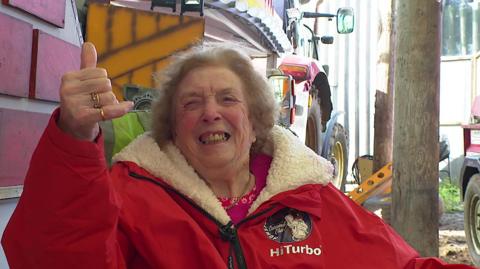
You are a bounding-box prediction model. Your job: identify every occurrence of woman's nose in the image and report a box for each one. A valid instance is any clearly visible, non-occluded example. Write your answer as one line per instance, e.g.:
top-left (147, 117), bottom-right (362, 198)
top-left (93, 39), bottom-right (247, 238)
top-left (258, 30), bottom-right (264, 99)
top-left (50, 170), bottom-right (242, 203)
top-left (201, 100), bottom-right (221, 122)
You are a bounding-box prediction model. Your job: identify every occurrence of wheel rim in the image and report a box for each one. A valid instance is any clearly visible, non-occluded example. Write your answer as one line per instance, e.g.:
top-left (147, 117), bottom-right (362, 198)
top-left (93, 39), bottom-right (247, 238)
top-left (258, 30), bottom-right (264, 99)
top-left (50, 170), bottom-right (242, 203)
top-left (469, 194), bottom-right (480, 254)
top-left (331, 140), bottom-right (345, 187)
top-left (305, 116), bottom-right (317, 152)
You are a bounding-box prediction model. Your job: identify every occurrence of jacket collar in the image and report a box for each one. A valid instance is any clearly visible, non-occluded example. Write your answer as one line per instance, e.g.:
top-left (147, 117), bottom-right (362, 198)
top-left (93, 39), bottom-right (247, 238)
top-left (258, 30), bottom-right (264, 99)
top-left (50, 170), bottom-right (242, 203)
top-left (113, 125), bottom-right (333, 225)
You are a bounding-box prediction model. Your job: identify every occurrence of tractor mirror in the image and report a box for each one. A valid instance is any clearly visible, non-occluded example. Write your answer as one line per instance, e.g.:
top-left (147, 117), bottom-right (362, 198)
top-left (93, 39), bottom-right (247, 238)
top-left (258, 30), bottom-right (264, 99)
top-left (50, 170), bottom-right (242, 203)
top-left (337, 7), bottom-right (354, 34)
top-left (268, 74), bottom-right (296, 126)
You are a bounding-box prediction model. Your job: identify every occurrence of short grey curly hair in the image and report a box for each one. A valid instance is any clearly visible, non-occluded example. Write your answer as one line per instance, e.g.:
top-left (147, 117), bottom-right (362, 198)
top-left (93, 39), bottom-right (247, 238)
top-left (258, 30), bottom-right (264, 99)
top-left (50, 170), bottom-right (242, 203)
top-left (151, 43), bottom-right (278, 151)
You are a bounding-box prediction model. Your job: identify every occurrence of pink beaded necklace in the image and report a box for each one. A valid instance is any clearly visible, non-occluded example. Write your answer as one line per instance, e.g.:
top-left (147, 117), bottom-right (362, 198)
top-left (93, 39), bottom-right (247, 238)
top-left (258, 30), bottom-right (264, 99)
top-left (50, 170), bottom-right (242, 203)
top-left (218, 173), bottom-right (255, 210)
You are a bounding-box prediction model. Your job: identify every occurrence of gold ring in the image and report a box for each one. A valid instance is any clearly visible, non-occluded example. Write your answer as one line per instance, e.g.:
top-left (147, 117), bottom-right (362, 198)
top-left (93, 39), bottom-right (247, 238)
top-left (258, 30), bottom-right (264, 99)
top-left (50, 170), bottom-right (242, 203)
top-left (91, 92), bottom-right (101, 108)
top-left (99, 107), bottom-right (106, 121)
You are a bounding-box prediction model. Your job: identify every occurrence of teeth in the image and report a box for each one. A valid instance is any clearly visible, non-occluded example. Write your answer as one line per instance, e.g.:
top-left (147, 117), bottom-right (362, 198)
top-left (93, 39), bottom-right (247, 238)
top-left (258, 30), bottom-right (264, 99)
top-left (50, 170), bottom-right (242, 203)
top-left (202, 133), bottom-right (228, 144)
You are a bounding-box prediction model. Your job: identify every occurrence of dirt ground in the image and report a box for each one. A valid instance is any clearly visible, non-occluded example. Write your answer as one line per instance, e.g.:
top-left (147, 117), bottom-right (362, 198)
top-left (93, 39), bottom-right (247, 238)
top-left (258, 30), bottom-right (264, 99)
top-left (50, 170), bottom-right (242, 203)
top-left (439, 211), bottom-right (476, 266)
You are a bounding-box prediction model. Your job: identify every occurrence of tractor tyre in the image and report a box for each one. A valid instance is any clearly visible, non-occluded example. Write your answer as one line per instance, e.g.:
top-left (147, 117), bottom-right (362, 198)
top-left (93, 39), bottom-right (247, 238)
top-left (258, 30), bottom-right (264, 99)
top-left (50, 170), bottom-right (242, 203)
top-left (305, 100), bottom-right (323, 155)
top-left (327, 123), bottom-right (348, 192)
top-left (464, 174), bottom-right (480, 266)
top-left (305, 100), bottom-right (348, 192)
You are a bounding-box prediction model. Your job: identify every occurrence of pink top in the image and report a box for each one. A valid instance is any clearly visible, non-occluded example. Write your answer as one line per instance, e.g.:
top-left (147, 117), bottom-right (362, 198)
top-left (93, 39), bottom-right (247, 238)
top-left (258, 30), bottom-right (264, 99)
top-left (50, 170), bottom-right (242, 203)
top-left (218, 154), bottom-right (272, 224)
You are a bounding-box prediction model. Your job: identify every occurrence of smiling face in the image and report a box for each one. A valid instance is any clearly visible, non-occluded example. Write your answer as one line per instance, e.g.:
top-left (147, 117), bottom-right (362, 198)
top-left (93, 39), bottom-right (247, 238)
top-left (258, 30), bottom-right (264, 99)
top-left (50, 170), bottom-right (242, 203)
top-left (173, 65), bottom-right (256, 171)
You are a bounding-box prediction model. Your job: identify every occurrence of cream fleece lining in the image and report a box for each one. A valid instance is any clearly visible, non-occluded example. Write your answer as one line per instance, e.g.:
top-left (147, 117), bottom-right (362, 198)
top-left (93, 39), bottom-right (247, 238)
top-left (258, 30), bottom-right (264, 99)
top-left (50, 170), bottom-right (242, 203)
top-left (113, 125), bottom-right (333, 225)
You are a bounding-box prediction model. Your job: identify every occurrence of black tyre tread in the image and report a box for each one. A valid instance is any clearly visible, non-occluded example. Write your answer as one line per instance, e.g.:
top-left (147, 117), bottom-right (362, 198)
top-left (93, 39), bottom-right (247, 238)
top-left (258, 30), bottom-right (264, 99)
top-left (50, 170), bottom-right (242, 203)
top-left (305, 100), bottom-right (322, 154)
top-left (464, 174), bottom-right (480, 266)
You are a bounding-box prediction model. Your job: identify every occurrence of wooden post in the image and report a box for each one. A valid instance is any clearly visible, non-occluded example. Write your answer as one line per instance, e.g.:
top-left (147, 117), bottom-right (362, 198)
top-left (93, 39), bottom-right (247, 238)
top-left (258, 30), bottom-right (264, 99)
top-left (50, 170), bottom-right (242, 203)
top-left (373, 0), bottom-right (396, 173)
top-left (392, 0), bottom-right (441, 257)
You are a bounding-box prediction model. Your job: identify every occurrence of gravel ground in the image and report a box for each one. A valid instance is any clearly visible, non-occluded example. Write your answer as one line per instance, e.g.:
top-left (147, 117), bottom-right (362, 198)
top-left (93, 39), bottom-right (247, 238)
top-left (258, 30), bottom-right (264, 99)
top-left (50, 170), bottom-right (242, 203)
top-left (439, 211), bottom-right (476, 266)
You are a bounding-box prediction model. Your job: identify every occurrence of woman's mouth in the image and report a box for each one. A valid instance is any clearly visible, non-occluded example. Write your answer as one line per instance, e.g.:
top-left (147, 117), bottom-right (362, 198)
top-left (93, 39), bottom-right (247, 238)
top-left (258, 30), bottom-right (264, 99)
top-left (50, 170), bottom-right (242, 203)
top-left (199, 132), bottom-right (231, 144)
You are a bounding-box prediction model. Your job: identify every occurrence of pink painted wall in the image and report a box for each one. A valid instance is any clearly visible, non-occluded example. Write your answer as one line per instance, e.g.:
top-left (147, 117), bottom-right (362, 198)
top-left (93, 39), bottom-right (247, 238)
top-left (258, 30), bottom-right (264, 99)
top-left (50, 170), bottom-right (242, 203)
top-left (0, 12), bottom-right (32, 98)
top-left (32, 30), bottom-right (81, 101)
top-left (2, 0), bottom-right (66, 27)
top-left (0, 108), bottom-right (50, 187)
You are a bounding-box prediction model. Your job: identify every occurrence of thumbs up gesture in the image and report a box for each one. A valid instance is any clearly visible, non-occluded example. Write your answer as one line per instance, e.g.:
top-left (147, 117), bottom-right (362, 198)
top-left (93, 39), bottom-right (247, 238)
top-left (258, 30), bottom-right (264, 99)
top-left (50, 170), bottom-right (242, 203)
top-left (57, 42), bottom-right (133, 141)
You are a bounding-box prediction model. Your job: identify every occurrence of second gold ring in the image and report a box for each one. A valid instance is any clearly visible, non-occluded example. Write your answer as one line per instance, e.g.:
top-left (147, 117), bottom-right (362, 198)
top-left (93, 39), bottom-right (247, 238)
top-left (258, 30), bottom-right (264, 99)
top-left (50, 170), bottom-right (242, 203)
top-left (99, 107), bottom-right (106, 121)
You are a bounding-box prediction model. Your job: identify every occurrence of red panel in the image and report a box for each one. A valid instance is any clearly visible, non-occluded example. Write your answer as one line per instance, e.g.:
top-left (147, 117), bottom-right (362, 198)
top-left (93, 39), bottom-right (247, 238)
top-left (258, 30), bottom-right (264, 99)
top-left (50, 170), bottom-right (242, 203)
top-left (0, 12), bottom-right (32, 98)
top-left (0, 108), bottom-right (50, 187)
top-left (2, 0), bottom-right (66, 27)
top-left (32, 30), bottom-right (81, 101)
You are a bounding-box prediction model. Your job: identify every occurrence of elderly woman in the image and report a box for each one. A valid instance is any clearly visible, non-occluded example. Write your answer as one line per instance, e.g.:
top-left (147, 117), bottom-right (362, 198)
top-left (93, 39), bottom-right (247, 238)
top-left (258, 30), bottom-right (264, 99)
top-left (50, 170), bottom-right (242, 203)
top-left (1, 43), bottom-right (474, 269)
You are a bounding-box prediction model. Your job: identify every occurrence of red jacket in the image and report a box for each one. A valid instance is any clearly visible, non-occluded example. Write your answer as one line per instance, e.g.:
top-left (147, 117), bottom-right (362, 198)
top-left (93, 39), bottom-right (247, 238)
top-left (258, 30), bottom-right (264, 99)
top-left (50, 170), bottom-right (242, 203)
top-left (1, 112), bottom-right (475, 269)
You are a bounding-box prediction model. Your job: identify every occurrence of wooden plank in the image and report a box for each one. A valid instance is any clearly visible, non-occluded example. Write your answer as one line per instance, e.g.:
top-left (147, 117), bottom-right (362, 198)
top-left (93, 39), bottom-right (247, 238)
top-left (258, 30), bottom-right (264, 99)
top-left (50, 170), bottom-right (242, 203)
top-left (0, 12), bottom-right (32, 98)
top-left (0, 108), bottom-right (50, 187)
top-left (373, 0), bottom-right (395, 172)
top-left (2, 0), bottom-right (66, 27)
top-left (31, 30), bottom-right (81, 101)
top-left (110, 6), bottom-right (134, 50)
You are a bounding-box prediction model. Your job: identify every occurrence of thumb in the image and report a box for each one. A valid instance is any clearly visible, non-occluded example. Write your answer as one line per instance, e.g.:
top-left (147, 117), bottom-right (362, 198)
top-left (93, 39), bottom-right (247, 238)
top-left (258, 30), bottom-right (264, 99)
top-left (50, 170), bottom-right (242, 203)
top-left (80, 42), bottom-right (97, 69)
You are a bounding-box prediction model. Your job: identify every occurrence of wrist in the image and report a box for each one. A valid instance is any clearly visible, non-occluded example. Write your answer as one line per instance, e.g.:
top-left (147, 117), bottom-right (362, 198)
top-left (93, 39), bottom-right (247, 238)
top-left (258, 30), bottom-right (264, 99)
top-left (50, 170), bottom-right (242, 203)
top-left (57, 114), bottom-right (100, 141)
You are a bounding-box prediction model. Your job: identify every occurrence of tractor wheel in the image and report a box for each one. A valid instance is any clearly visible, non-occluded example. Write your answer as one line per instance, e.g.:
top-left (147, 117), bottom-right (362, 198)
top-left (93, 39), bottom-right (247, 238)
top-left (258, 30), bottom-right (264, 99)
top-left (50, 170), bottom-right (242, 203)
top-left (305, 100), bottom-right (322, 155)
top-left (305, 100), bottom-right (348, 192)
top-left (327, 123), bottom-right (348, 192)
top-left (464, 174), bottom-right (480, 266)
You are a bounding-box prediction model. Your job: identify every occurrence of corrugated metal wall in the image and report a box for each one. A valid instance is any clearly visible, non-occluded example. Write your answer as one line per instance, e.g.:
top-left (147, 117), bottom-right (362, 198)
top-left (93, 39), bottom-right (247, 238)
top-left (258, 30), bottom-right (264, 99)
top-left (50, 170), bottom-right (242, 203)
top-left (309, 0), bottom-right (478, 180)
top-left (307, 0), bottom-right (379, 171)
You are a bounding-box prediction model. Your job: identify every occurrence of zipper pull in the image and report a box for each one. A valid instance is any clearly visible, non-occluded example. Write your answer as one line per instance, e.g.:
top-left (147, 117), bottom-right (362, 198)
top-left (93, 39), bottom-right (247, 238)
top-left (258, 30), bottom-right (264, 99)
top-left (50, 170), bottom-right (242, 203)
top-left (219, 221), bottom-right (236, 242)
top-left (228, 255), bottom-right (234, 269)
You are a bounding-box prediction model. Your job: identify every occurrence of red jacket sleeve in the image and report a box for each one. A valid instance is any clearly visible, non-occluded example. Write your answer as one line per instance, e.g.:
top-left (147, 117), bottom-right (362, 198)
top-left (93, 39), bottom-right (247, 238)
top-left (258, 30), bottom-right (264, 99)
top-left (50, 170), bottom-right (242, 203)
top-left (321, 184), bottom-right (477, 269)
top-left (408, 257), bottom-right (477, 269)
top-left (1, 109), bottom-right (129, 269)
top-left (408, 257), bottom-right (476, 269)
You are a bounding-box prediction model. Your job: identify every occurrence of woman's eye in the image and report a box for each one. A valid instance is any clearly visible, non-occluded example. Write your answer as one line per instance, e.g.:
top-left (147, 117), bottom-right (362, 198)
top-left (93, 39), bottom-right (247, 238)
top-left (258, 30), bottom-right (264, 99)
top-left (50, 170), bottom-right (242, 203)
top-left (222, 96), bottom-right (238, 104)
top-left (184, 100), bottom-right (201, 109)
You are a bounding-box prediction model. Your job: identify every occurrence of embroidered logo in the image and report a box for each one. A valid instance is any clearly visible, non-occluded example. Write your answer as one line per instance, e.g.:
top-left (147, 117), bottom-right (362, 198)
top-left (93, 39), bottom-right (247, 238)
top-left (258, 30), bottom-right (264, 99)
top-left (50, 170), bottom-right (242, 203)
top-left (264, 208), bottom-right (312, 243)
top-left (269, 244), bottom-right (322, 257)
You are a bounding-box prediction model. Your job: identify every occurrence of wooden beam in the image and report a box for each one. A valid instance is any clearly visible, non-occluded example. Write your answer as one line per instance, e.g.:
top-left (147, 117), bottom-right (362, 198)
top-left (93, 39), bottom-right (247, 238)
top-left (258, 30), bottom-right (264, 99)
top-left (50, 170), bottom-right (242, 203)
top-left (373, 0), bottom-right (396, 173)
top-left (392, 0), bottom-right (441, 257)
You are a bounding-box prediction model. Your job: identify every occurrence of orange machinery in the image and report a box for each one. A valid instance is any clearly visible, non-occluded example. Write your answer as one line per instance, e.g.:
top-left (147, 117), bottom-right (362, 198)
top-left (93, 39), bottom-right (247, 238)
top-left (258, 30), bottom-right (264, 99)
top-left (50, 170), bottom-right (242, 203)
top-left (347, 162), bottom-right (393, 205)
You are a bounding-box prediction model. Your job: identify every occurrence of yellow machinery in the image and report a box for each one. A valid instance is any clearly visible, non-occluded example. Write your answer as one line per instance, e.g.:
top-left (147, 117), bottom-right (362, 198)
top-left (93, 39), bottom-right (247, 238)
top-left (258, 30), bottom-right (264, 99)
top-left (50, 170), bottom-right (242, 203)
top-left (347, 162), bottom-right (392, 205)
top-left (86, 3), bottom-right (205, 99)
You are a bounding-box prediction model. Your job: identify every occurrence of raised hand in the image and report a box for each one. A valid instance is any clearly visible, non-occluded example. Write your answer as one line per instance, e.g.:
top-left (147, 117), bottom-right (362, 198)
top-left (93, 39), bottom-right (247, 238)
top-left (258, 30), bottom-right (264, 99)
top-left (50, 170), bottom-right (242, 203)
top-left (57, 42), bottom-right (133, 141)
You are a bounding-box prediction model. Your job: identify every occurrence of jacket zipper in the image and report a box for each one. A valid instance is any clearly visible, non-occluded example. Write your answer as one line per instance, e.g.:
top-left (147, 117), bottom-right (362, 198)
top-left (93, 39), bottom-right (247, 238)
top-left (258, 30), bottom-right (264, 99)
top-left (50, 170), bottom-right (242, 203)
top-left (128, 171), bottom-right (276, 269)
